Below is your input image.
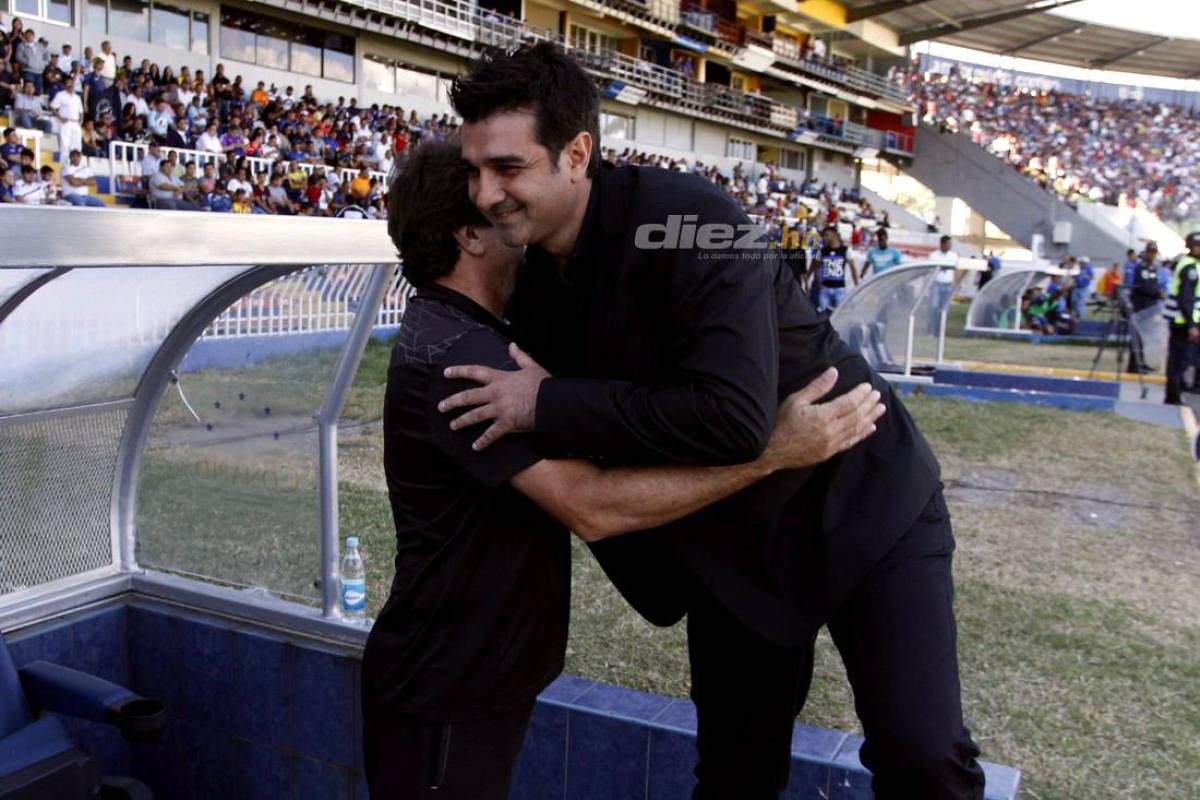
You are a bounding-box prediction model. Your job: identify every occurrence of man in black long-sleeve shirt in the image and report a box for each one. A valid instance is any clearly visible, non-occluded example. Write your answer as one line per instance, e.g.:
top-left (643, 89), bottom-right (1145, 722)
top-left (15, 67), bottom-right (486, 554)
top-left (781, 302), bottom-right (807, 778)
top-left (441, 44), bottom-right (985, 799)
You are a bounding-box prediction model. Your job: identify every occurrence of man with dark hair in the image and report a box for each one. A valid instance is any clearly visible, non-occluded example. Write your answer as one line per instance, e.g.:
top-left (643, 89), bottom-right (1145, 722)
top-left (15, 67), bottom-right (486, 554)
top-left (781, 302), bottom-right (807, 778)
top-left (442, 42), bottom-right (985, 799)
top-left (361, 138), bottom-right (883, 799)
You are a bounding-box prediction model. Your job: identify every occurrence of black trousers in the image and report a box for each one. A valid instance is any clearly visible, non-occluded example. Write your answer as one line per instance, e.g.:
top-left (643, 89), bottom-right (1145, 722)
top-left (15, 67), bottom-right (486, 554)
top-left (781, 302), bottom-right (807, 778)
top-left (687, 489), bottom-right (984, 799)
top-left (1165, 325), bottom-right (1194, 404)
top-left (361, 701), bottom-right (534, 799)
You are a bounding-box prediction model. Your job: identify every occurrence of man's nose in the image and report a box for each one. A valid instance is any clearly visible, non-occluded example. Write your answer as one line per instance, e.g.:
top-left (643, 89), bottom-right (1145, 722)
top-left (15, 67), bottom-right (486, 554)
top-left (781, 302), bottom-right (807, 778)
top-left (474, 170), bottom-right (505, 212)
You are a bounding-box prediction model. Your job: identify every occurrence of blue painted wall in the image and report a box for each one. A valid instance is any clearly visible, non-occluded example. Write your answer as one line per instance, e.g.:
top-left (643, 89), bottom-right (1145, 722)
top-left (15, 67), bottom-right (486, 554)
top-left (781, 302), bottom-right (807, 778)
top-left (4, 600), bottom-right (1021, 799)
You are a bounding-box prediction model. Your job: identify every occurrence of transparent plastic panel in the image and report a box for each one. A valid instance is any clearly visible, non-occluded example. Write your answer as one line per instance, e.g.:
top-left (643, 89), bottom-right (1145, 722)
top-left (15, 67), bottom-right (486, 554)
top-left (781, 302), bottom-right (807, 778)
top-left (966, 270), bottom-right (1036, 333)
top-left (832, 265), bottom-right (939, 373)
top-left (910, 271), bottom-right (955, 366)
top-left (0, 266), bottom-right (247, 415)
top-left (0, 405), bottom-right (126, 595)
top-left (1129, 302), bottom-right (1168, 371)
top-left (333, 268), bottom-right (412, 618)
top-left (136, 265), bottom-right (377, 604)
top-left (0, 268), bottom-right (53, 310)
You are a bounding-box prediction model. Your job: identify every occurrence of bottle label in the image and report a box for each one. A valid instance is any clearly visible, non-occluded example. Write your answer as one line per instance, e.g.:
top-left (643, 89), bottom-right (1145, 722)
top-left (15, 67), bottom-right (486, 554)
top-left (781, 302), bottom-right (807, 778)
top-left (340, 579), bottom-right (366, 613)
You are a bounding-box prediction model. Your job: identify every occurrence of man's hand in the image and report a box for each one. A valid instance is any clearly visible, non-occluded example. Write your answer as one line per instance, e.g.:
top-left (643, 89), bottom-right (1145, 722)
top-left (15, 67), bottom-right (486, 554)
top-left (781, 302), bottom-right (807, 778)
top-left (1189, 326), bottom-right (1200, 344)
top-left (761, 368), bottom-right (885, 472)
top-left (439, 343), bottom-right (549, 451)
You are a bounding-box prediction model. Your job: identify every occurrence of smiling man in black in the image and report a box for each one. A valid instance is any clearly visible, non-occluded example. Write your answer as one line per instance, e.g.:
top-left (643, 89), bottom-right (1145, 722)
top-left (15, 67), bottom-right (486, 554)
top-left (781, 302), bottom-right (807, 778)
top-left (360, 140), bottom-right (884, 799)
top-left (442, 44), bottom-right (986, 799)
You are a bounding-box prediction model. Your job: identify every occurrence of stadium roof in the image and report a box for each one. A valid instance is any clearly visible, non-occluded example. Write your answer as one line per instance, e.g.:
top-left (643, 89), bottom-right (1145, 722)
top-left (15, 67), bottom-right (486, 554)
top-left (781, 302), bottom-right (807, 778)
top-left (838, 0), bottom-right (1200, 79)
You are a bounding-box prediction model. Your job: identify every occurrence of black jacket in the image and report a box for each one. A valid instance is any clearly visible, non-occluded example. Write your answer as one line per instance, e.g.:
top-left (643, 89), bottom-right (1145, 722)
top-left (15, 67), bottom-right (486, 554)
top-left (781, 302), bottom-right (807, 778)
top-left (511, 164), bottom-right (940, 646)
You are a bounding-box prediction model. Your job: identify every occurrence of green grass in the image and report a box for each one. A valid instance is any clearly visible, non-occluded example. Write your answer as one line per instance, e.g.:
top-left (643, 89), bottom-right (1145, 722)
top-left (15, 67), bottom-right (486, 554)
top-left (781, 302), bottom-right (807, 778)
top-left (132, 340), bottom-right (1200, 799)
top-left (939, 300), bottom-right (1112, 373)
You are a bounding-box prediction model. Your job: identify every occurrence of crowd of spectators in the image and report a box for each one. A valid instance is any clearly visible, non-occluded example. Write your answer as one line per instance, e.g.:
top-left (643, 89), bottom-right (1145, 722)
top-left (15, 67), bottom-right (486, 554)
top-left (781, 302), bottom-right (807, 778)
top-left (907, 63), bottom-right (1200, 223)
top-left (1, 15), bottom-right (894, 232)
top-left (0, 16), bottom-right (461, 214)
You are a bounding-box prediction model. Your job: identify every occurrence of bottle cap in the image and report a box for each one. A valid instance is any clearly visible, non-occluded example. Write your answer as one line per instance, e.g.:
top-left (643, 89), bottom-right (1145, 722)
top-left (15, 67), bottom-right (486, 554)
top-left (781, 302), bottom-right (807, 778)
top-left (346, 536), bottom-right (359, 548)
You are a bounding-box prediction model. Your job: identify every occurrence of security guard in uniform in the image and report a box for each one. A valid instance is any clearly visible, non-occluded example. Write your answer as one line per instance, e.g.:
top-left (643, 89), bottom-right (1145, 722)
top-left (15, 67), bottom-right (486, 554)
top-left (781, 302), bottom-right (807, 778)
top-left (1163, 232), bottom-right (1200, 405)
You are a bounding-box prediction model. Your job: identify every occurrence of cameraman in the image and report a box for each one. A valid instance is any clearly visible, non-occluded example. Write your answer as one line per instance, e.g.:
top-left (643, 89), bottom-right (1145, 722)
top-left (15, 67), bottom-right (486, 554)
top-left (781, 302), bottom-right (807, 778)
top-left (1163, 232), bottom-right (1200, 405)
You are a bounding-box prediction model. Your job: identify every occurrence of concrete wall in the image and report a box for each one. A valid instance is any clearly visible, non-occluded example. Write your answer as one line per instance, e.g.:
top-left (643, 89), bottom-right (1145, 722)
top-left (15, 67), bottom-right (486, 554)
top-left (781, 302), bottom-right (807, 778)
top-left (908, 125), bottom-right (1127, 263)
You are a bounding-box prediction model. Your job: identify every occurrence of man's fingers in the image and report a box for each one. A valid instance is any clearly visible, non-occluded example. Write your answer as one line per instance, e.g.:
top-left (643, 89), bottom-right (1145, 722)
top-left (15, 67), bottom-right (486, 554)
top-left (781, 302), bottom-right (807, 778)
top-left (825, 383), bottom-right (874, 419)
top-left (438, 386), bottom-right (492, 413)
top-left (442, 364), bottom-right (500, 385)
top-left (471, 421), bottom-right (508, 451)
top-left (788, 367), bottom-right (838, 405)
top-left (448, 404), bottom-right (498, 431)
top-left (509, 342), bottom-right (537, 370)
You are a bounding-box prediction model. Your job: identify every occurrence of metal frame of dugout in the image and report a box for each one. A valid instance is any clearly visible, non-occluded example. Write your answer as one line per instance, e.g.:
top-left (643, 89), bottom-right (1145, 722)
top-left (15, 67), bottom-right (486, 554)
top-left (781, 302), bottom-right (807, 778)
top-left (0, 205), bottom-right (401, 647)
top-left (963, 263), bottom-right (1071, 337)
top-left (830, 260), bottom-right (985, 379)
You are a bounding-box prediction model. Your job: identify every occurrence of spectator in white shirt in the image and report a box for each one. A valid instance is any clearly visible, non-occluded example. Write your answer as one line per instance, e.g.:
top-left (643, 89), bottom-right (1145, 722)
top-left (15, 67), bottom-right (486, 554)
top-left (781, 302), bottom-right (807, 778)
top-left (928, 234), bottom-right (963, 333)
top-left (60, 44), bottom-right (79, 72)
top-left (99, 40), bottom-right (117, 84)
top-left (50, 76), bottom-right (84, 156)
top-left (60, 149), bottom-right (106, 207)
top-left (14, 164), bottom-right (44, 204)
top-left (196, 122), bottom-right (222, 156)
top-left (147, 98), bottom-right (173, 140)
top-left (226, 166), bottom-right (253, 197)
top-left (126, 85), bottom-right (150, 119)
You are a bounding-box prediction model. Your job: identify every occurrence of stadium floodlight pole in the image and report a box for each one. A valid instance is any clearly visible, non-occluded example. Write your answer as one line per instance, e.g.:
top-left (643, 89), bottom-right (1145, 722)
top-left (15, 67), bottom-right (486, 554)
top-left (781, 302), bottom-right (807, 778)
top-left (313, 261), bottom-right (392, 621)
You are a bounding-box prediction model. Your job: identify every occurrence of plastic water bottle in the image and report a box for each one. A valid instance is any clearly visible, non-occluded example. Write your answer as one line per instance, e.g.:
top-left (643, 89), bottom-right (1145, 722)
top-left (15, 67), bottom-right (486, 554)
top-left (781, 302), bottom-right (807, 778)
top-left (339, 536), bottom-right (366, 617)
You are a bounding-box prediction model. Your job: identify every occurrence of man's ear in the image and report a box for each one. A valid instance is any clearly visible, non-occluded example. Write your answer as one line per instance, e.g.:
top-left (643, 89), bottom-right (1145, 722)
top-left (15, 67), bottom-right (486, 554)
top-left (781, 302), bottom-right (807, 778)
top-left (564, 130), bottom-right (593, 179)
top-left (453, 224), bottom-right (487, 258)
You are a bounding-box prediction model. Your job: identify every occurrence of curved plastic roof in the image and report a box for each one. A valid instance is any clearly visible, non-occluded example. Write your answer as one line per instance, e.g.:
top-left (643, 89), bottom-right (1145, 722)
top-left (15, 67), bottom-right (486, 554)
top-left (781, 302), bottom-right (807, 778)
top-left (1, 206), bottom-right (399, 415)
top-left (840, 0), bottom-right (1200, 79)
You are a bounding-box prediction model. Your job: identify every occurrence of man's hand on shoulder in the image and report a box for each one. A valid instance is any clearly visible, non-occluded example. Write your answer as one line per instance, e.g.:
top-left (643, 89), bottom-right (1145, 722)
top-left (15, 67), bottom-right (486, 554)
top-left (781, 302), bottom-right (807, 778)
top-left (760, 368), bottom-right (885, 472)
top-left (439, 343), bottom-right (549, 451)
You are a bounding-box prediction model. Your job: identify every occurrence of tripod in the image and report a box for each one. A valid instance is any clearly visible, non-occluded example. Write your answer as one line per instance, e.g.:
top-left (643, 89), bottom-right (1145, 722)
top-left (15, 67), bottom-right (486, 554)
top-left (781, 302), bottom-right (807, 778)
top-left (1087, 294), bottom-right (1149, 399)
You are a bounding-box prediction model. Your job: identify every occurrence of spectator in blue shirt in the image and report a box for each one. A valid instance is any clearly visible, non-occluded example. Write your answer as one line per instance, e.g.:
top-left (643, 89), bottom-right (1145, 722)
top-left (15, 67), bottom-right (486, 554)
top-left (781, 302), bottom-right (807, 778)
top-left (1070, 256), bottom-right (1094, 319)
top-left (1, 128), bottom-right (23, 170)
top-left (206, 181), bottom-right (232, 212)
top-left (1157, 260), bottom-right (1173, 295)
top-left (1122, 248), bottom-right (1139, 287)
top-left (865, 228), bottom-right (903, 275)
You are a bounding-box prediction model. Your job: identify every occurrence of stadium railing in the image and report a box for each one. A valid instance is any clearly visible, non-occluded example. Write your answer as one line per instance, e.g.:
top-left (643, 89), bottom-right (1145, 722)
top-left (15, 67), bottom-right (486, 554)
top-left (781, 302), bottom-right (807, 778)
top-left (105, 141), bottom-right (389, 191)
top-left (352, 0), bottom-right (909, 133)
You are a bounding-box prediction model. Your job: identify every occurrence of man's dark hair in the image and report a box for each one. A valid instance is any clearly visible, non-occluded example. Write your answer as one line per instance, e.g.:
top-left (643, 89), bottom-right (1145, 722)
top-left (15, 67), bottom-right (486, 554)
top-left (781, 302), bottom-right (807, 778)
top-left (449, 42), bottom-right (600, 177)
top-left (386, 139), bottom-right (489, 288)
top-left (940, 235), bottom-right (952, 244)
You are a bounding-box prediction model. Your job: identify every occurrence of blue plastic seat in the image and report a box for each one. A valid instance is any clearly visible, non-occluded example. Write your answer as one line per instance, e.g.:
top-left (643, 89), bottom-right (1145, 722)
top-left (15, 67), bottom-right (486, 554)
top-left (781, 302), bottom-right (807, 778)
top-left (0, 631), bottom-right (165, 799)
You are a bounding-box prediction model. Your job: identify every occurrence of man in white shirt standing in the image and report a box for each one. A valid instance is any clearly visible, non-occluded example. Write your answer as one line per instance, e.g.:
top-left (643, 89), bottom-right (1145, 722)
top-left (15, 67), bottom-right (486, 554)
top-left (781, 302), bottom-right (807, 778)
top-left (51, 76), bottom-right (84, 157)
top-left (928, 234), bottom-right (963, 335)
top-left (98, 41), bottom-right (117, 85)
top-left (61, 149), bottom-right (106, 207)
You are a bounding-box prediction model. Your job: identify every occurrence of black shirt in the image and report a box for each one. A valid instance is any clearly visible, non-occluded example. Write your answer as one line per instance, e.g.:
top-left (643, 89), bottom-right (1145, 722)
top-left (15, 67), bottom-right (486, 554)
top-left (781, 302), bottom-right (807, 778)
top-left (510, 164), bottom-right (940, 646)
top-left (361, 284), bottom-right (569, 722)
top-left (1132, 262), bottom-right (1161, 307)
top-left (818, 245), bottom-right (850, 288)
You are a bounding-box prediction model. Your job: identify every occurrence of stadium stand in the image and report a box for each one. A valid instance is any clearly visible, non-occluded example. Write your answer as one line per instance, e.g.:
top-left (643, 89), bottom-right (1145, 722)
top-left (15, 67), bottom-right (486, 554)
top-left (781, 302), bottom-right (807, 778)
top-left (908, 63), bottom-right (1200, 224)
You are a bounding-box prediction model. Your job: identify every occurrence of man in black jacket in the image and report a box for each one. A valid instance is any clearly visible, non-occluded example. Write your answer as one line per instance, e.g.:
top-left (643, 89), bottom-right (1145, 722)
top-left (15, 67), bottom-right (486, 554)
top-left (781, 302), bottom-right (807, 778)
top-left (441, 44), bottom-right (985, 799)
